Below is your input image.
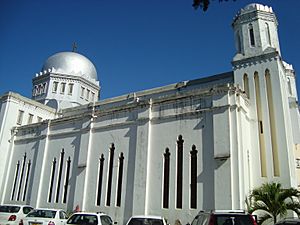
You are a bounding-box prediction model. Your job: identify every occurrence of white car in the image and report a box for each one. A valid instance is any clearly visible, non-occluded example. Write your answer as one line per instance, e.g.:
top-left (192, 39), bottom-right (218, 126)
top-left (67, 212), bottom-right (113, 225)
top-left (22, 208), bottom-right (68, 225)
top-left (125, 216), bottom-right (168, 225)
top-left (0, 204), bottom-right (33, 225)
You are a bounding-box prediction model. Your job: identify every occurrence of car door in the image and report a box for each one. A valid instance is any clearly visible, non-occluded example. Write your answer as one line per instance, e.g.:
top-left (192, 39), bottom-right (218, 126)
top-left (59, 211), bottom-right (68, 225)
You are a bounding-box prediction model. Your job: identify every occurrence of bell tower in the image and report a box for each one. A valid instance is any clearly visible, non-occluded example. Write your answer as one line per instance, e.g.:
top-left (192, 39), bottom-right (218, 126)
top-left (232, 3), bottom-right (280, 60)
top-left (232, 4), bottom-right (300, 189)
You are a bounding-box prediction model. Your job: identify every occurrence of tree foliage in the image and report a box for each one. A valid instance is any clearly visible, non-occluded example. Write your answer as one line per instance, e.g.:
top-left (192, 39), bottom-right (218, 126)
top-left (193, 0), bottom-right (236, 11)
top-left (246, 182), bottom-right (300, 224)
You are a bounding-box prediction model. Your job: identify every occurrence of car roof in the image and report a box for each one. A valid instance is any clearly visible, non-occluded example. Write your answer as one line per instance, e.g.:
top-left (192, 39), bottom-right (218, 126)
top-left (129, 215), bottom-right (164, 220)
top-left (198, 210), bottom-right (248, 215)
top-left (33, 208), bottom-right (63, 211)
top-left (0, 204), bottom-right (32, 207)
top-left (71, 212), bottom-right (108, 216)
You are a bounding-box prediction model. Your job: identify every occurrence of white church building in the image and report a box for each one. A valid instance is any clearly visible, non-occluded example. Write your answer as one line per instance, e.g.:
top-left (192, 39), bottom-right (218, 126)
top-left (0, 3), bottom-right (300, 225)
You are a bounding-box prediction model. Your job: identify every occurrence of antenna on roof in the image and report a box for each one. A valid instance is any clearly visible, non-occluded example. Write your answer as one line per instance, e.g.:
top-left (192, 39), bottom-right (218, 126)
top-left (72, 42), bottom-right (77, 52)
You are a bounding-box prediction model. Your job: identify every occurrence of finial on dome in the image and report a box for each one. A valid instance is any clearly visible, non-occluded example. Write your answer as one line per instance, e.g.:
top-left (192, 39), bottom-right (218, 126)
top-left (72, 42), bottom-right (77, 52)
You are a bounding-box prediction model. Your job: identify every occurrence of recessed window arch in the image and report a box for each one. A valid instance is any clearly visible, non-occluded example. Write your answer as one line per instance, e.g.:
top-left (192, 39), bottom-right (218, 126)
top-left (265, 23), bottom-right (271, 46)
top-left (235, 30), bottom-right (242, 53)
top-left (249, 23), bottom-right (255, 47)
top-left (243, 73), bottom-right (250, 98)
top-left (287, 77), bottom-right (292, 95)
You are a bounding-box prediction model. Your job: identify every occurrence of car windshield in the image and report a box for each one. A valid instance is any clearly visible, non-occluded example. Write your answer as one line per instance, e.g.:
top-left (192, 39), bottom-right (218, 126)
top-left (214, 215), bottom-right (253, 225)
top-left (67, 214), bottom-right (98, 225)
top-left (128, 218), bottom-right (163, 225)
top-left (0, 206), bottom-right (20, 213)
top-left (27, 210), bottom-right (57, 218)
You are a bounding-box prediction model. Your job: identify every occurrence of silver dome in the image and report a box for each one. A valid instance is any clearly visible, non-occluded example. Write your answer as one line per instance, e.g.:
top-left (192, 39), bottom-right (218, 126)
top-left (42, 52), bottom-right (98, 80)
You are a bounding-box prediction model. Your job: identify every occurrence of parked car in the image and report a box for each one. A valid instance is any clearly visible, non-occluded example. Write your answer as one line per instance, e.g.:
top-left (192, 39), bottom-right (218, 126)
top-left (0, 204), bottom-right (33, 225)
top-left (125, 215), bottom-right (168, 225)
top-left (67, 212), bottom-right (113, 225)
top-left (191, 210), bottom-right (257, 225)
top-left (22, 208), bottom-right (68, 225)
top-left (275, 218), bottom-right (300, 225)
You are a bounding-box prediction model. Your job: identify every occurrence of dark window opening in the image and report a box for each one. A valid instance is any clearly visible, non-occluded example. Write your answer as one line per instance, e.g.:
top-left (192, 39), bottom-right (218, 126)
top-left (116, 152), bottom-right (124, 207)
top-left (22, 160), bottom-right (32, 201)
top-left (249, 24), bottom-right (255, 47)
top-left (259, 121), bottom-right (263, 134)
top-left (11, 161), bottom-right (20, 200)
top-left (176, 135), bottom-right (184, 209)
top-left (17, 153), bottom-right (27, 201)
top-left (63, 157), bottom-right (71, 204)
top-left (55, 149), bottom-right (65, 203)
top-left (190, 145), bottom-right (198, 209)
top-left (163, 148), bottom-right (170, 209)
top-left (96, 154), bottom-right (105, 206)
top-left (48, 157), bottom-right (57, 202)
top-left (106, 143), bottom-right (115, 206)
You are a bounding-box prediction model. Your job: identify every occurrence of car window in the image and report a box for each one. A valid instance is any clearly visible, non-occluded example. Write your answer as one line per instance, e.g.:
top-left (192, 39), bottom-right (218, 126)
top-left (23, 207), bottom-right (33, 214)
top-left (100, 215), bottom-right (113, 225)
top-left (60, 211), bottom-right (67, 219)
top-left (67, 214), bottom-right (98, 225)
top-left (128, 218), bottom-right (163, 225)
top-left (27, 209), bottom-right (57, 218)
top-left (214, 215), bottom-right (253, 225)
top-left (0, 206), bottom-right (20, 213)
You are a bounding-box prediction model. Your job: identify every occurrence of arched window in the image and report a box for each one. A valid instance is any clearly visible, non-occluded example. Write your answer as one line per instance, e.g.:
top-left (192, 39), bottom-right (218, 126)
top-left (190, 145), bottom-right (198, 209)
top-left (265, 23), bottom-right (271, 46)
top-left (63, 157), bottom-right (71, 203)
top-left (96, 154), bottom-right (105, 206)
top-left (116, 152), bottom-right (124, 207)
top-left (176, 135), bottom-right (184, 209)
top-left (243, 73), bottom-right (250, 98)
top-left (287, 77), bottom-right (292, 95)
top-left (55, 149), bottom-right (65, 203)
top-left (106, 143), bottom-right (115, 206)
top-left (163, 148), bottom-right (170, 209)
top-left (249, 24), bottom-right (255, 47)
top-left (48, 157), bottom-right (56, 202)
top-left (235, 30), bottom-right (242, 53)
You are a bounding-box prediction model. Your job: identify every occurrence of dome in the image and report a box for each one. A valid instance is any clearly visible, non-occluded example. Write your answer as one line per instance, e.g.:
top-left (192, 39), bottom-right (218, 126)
top-left (42, 52), bottom-right (98, 80)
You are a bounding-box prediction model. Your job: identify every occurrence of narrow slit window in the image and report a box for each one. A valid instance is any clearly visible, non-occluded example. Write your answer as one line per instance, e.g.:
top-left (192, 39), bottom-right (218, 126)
top-left (265, 23), bottom-right (271, 46)
top-left (22, 160), bottom-right (32, 201)
top-left (243, 74), bottom-right (250, 98)
top-left (60, 83), bottom-right (66, 94)
top-left (17, 153), bottom-right (27, 201)
top-left (163, 148), bottom-right (170, 209)
top-left (116, 152), bottom-right (124, 207)
top-left (27, 114), bottom-right (33, 124)
top-left (63, 157), bottom-right (71, 204)
top-left (106, 143), bottom-right (115, 206)
top-left (68, 84), bottom-right (74, 95)
top-left (11, 161), bottom-right (20, 200)
top-left (53, 82), bottom-right (58, 93)
top-left (17, 110), bottom-right (24, 125)
top-left (190, 145), bottom-right (198, 209)
top-left (249, 24), bottom-right (255, 47)
top-left (48, 158), bottom-right (57, 203)
top-left (96, 154), bottom-right (105, 206)
top-left (55, 149), bottom-right (65, 203)
top-left (260, 121), bottom-right (264, 134)
top-left (176, 135), bottom-right (184, 209)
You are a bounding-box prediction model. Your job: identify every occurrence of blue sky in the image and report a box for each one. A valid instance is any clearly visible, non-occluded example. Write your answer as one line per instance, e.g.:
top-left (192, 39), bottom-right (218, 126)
top-left (0, 0), bottom-right (300, 100)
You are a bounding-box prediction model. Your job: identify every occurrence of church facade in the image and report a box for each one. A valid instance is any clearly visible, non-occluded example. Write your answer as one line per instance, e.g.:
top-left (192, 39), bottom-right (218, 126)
top-left (0, 3), bottom-right (300, 225)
